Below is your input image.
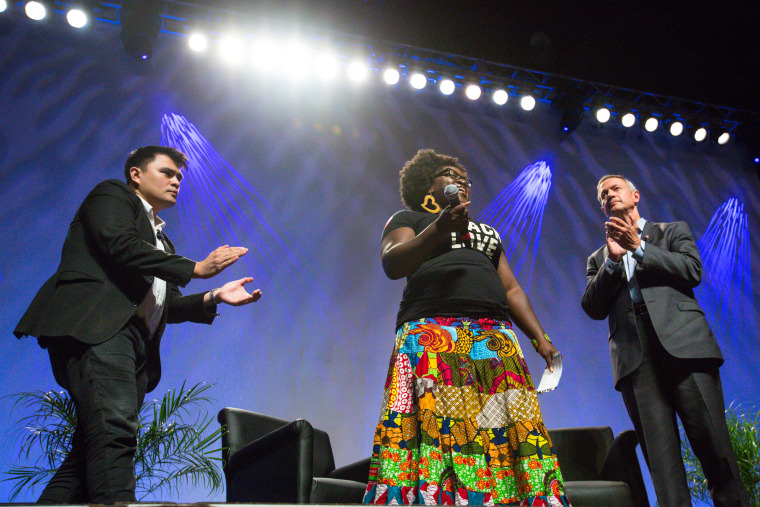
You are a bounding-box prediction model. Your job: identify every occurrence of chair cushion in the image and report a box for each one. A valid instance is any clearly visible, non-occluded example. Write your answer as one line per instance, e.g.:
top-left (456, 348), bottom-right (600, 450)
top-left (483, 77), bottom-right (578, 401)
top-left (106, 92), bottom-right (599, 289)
top-left (311, 477), bottom-right (367, 504)
top-left (564, 480), bottom-right (635, 507)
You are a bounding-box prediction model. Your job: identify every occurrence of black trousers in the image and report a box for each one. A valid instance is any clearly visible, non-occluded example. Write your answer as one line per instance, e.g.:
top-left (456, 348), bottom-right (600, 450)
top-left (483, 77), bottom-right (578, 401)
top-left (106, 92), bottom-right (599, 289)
top-left (619, 312), bottom-right (748, 507)
top-left (37, 319), bottom-right (148, 504)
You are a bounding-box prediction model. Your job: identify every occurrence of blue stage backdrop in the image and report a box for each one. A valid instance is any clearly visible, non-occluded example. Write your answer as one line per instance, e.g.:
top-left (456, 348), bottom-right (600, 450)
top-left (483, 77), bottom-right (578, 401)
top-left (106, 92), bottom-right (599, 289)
top-left (1, 16), bottom-right (758, 504)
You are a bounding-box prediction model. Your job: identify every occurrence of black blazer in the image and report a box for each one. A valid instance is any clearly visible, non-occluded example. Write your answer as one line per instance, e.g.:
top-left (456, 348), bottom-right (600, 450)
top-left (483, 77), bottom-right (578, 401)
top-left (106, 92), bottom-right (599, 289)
top-left (581, 220), bottom-right (723, 389)
top-left (15, 179), bottom-right (215, 391)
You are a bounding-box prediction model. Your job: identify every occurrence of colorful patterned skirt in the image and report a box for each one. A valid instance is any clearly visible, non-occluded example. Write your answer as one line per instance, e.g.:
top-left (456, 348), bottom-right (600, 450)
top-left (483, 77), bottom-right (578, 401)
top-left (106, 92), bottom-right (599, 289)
top-left (364, 317), bottom-right (570, 506)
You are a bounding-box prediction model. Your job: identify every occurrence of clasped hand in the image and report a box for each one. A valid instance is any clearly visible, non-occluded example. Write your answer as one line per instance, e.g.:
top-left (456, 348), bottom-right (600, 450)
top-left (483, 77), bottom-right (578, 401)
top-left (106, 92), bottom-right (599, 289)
top-left (436, 201), bottom-right (470, 234)
top-left (605, 214), bottom-right (640, 261)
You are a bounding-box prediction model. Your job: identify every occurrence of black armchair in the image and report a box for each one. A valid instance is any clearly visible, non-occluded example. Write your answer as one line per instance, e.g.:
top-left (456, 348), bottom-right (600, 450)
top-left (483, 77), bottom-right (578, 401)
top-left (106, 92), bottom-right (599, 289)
top-left (218, 407), bottom-right (370, 504)
top-left (548, 426), bottom-right (649, 507)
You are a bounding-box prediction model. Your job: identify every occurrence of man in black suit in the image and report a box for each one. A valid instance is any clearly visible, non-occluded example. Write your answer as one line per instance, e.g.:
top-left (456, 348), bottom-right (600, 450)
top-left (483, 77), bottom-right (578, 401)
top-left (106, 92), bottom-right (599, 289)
top-left (581, 175), bottom-right (748, 507)
top-left (14, 146), bottom-right (262, 504)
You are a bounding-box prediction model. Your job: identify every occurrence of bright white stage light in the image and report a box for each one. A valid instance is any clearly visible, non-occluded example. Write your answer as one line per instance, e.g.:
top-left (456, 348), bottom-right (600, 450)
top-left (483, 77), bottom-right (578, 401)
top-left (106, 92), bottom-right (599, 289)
top-left (409, 72), bottom-right (427, 90)
top-left (644, 117), bottom-right (659, 132)
top-left (281, 42), bottom-right (311, 79)
top-left (347, 60), bottom-right (368, 82)
top-left (520, 95), bottom-right (536, 111)
top-left (315, 53), bottom-right (340, 81)
top-left (465, 84), bottom-right (481, 100)
top-left (439, 78), bottom-right (455, 95)
top-left (718, 132), bottom-right (730, 145)
top-left (251, 39), bottom-right (277, 72)
top-left (25, 1), bottom-right (47, 20)
top-left (694, 127), bottom-right (707, 142)
top-left (219, 36), bottom-right (246, 65)
top-left (492, 89), bottom-right (508, 105)
top-left (0, 0), bottom-right (7, 13)
top-left (188, 33), bottom-right (208, 52)
top-left (621, 113), bottom-right (636, 128)
top-left (596, 107), bottom-right (611, 123)
top-left (669, 121), bottom-right (684, 136)
top-left (383, 68), bottom-right (400, 85)
top-left (67, 8), bottom-right (88, 28)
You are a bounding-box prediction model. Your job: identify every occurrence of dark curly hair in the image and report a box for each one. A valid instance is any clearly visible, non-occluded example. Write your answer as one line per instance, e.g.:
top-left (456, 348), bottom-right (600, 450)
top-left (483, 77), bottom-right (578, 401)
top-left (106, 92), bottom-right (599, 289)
top-left (399, 149), bottom-right (466, 211)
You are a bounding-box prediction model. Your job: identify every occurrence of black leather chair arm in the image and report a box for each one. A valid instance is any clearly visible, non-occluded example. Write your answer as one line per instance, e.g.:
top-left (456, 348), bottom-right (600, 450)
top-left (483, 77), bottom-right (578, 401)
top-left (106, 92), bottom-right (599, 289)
top-left (226, 418), bottom-right (314, 503)
top-left (327, 456), bottom-right (371, 483)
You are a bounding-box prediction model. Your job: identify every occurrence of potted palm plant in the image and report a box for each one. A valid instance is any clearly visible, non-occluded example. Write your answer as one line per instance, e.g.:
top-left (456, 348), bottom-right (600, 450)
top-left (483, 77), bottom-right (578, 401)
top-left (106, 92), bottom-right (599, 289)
top-left (4, 381), bottom-right (224, 501)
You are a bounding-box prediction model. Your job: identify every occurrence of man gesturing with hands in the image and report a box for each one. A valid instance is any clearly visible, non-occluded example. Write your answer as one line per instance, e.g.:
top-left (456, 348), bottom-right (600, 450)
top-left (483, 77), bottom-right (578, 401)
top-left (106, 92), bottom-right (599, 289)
top-left (15, 146), bottom-right (261, 504)
top-left (581, 175), bottom-right (747, 507)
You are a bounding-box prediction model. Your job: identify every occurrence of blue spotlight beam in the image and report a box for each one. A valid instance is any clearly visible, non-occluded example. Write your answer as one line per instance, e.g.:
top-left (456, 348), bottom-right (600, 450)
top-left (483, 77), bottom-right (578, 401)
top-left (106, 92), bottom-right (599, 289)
top-left (695, 198), bottom-right (755, 347)
top-left (160, 113), bottom-right (297, 282)
top-left (478, 161), bottom-right (552, 284)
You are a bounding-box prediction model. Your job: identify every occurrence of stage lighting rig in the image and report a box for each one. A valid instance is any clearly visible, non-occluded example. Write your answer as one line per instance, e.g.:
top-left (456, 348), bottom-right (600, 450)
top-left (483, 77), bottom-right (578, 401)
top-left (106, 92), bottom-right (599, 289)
top-left (0, 0), bottom-right (8, 13)
top-left (119, 0), bottom-right (161, 61)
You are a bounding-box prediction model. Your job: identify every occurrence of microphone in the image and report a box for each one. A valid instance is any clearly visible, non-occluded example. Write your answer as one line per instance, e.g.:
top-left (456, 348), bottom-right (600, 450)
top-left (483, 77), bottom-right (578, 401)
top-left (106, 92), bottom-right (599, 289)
top-left (444, 184), bottom-right (471, 241)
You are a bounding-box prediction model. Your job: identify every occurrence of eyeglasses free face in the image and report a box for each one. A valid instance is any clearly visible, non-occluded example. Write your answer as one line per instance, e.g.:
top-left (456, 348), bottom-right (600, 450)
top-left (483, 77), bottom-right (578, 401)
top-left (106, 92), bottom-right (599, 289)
top-left (434, 168), bottom-right (473, 188)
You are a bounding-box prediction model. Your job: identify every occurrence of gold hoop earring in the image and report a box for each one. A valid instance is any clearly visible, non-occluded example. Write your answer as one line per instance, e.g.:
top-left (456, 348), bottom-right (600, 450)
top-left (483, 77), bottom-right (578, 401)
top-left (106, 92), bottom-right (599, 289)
top-left (421, 194), bottom-right (441, 213)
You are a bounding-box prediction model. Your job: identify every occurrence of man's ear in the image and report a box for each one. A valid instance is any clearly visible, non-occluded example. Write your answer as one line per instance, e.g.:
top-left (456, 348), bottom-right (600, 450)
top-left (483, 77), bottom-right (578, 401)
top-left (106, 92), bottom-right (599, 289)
top-left (129, 166), bottom-right (141, 187)
top-left (632, 190), bottom-right (640, 204)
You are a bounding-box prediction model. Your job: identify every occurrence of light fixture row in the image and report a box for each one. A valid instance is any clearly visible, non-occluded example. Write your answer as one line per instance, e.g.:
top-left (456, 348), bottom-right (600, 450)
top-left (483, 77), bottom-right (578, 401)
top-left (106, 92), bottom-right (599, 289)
top-left (6, 0), bottom-right (735, 144)
top-left (12, 0), bottom-right (91, 28)
top-left (593, 106), bottom-right (730, 144)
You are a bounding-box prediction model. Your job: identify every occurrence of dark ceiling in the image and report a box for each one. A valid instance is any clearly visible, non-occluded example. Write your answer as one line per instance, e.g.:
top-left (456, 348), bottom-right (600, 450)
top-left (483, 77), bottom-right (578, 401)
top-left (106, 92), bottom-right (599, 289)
top-left (195, 0), bottom-right (760, 114)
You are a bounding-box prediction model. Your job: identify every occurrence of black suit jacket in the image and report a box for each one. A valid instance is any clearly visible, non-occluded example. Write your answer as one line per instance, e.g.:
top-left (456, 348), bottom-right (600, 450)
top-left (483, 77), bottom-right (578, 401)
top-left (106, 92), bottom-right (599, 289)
top-left (15, 179), bottom-right (215, 392)
top-left (581, 220), bottom-right (723, 389)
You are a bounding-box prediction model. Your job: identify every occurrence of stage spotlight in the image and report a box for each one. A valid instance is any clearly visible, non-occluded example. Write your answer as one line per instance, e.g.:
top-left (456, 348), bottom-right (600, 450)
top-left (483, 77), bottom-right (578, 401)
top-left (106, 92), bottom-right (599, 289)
top-left (465, 84), bottom-right (482, 100)
top-left (218, 35), bottom-right (246, 65)
top-left (188, 33), bottom-right (208, 52)
top-left (120, 0), bottom-right (161, 61)
top-left (66, 5), bottom-right (89, 28)
top-left (621, 112), bottom-right (636, 128)
top-left (409, 71), bottom-right (427, 90)
top-left (280, 42), bottom-right (310, 78)
top-left (347, 59), bottom-right (368, 83)
top-left (25, 1), bottom-right (48, 20)
top-left (251, 38), bottom-right (277, 72)
top-left (492, 88), bottom-right (508, 105)
top-left (315, 52), bottom-right (340, 81)
top-left (520, 94), bottom-right (536, 111)
top-left (717, 132), bottom-right (730, 145)
top-left (693, 126), bottom-right (708, 142)
top-left (383, 67), bottom-right (400, 85)
top-left (438, 76), bottom-right (455, 95)
top-left (0, 0), bottom-right (7, 13)
top-left (644, 116), bottom-right (659, 132)
top-left (669, 120), bottom-right (684, 137)
top-left (596, 107), bottom-right (611, 123)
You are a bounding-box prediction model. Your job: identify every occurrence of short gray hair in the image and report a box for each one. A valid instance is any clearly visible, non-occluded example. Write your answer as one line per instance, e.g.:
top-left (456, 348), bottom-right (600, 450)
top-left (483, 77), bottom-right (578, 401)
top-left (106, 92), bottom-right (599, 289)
top-left (597, 175), bottom-right (637, 204)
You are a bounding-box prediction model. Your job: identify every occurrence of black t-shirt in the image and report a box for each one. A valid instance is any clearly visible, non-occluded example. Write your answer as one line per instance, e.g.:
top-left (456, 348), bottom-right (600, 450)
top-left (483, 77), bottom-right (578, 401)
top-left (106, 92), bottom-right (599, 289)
top-left (383, 210), bottom-right (510, 328)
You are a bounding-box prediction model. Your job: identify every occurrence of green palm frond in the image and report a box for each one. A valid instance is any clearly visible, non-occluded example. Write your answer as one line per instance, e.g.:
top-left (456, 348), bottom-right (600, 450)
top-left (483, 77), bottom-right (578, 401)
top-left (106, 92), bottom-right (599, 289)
top-left (4, 382), bottom-right (225, 502)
